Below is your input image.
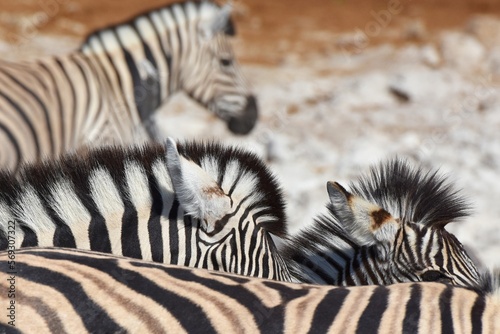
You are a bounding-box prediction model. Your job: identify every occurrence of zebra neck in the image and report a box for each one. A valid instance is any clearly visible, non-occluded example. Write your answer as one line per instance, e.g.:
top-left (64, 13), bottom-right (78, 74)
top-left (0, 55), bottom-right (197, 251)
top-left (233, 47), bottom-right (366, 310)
top-left (80, 19), bottom-right (175, 132)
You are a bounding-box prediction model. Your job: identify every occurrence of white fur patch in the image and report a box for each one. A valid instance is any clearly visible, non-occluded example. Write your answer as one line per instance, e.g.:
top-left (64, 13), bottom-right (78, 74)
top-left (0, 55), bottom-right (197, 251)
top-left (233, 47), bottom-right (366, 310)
top-left (49, 180), bottom-right (92, 250)
top-left (124, 161), bottom-right (152, 261)
top-left (89, 168), bottom-right (125, 256)
top-left (152, 159), bottom-right (175, 263)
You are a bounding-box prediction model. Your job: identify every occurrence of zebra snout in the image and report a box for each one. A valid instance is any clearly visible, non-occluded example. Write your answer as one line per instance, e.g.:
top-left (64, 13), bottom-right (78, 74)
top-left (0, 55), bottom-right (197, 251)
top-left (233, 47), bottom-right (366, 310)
top-left (227, 95), bottom-right (258, 135)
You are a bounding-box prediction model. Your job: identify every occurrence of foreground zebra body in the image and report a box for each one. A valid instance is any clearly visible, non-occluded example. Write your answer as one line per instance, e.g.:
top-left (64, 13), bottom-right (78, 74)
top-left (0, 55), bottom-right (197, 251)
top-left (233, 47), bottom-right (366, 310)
top-left (0, 1), bottom-right (257, 172)
top-left (1, 248), bottom-right (499, 333)
top-left (0, 139), bottom-right (290, 280)
top-left (281, 159), bottom-right (480, 288)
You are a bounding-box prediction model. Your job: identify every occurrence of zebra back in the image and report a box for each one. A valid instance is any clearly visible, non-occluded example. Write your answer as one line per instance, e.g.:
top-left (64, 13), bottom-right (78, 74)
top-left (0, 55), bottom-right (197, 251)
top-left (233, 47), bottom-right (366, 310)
top-left (1, 247), bottom-right (498, 333)
top-left (281, 159), bottom-right (480, 288)
top-left (0, 139), bottom-right (290, 281)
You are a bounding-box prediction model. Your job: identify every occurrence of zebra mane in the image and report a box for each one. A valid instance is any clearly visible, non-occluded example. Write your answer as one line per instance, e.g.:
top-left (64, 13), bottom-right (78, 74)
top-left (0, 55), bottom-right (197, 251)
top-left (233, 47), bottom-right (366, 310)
top-left (0, 140), bottom-right (287, 237)
top-left (479, 268), bottom-right (500, 298)
top-left (349, 158), bottom-right (471, 228)
top-left (80, 0), bottom-right (235, 47)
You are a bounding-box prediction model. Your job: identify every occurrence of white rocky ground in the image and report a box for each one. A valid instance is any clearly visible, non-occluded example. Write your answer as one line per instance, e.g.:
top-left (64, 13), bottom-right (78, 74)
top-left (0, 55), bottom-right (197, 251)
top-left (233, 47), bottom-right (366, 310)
top-left (1, 16), bottom-right (499, 269)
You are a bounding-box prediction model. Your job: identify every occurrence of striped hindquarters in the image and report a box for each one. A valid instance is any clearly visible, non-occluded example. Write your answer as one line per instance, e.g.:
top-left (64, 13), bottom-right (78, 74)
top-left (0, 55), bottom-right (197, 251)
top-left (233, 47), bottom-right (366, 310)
top-left (1, 248), bottom-right (498, 334)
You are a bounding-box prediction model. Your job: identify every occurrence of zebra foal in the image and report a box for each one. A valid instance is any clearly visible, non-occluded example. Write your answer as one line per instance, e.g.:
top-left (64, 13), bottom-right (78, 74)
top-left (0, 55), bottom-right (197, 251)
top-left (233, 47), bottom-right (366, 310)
top-left (1, 247), bottom-right (498, 333)
top-left (0, 1), bottom-right (257, 173)
top-left (281, 159), bottom-right (481, 288)
top-left (0, 138), bottom-right (290, 281)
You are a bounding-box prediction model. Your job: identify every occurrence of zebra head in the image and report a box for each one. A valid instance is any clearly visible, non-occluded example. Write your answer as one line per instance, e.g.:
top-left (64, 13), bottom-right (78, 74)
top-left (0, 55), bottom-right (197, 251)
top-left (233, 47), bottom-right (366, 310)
top-left (164, 138), bottom-right (289, 280)
top-left (282, 159), bottom-right (480, 288)
top-left (326, 176), bottom-right (479, 287)
top-left (179, 2), bottom-right (258, 135)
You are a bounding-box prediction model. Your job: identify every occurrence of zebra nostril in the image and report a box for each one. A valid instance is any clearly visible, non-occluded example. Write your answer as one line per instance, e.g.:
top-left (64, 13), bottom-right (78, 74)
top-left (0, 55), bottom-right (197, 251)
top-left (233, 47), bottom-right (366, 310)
top-left (227, 95), bottom-right (258, 135)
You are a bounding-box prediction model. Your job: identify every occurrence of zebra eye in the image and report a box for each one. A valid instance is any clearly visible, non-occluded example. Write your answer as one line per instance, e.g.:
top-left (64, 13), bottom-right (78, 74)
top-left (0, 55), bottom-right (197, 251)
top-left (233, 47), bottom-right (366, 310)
top-left (421, 270), bottom-right (450, 283)
top-left (220, 58), bottom-right (233, 67)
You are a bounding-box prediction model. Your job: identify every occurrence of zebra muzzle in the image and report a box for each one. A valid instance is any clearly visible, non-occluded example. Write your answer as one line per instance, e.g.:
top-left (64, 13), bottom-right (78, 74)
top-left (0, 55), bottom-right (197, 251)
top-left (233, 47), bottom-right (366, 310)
top-left (227, 95), bottom-right (258, 135)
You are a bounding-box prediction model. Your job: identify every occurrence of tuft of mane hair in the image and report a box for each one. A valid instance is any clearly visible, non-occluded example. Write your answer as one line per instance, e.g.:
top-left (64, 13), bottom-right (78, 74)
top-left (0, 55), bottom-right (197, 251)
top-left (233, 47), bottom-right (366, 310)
top-left (479, 268), bottom-right (500, 299)
top-left (0, 140), bottom-right (287, 237)
top-left (348, 158), bottom-right (471, 228)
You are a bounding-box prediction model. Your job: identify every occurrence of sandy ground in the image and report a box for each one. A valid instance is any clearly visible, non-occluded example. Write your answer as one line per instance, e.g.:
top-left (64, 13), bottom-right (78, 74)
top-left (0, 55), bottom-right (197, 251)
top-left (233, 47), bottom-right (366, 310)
top-left (0, 0), bottom-right (499, 268)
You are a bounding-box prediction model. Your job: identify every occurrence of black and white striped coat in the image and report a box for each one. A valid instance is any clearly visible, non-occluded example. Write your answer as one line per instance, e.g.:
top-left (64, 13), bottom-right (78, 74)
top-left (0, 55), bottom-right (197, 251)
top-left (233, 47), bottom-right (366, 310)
top-left (0, 1), bottom-right (257, 172)
top-left (0, 139), bottom-right (289, 281)
top-left (281, 159), bottom-right (481, 288)
top-left (2, 247), bottom-right (498, 333)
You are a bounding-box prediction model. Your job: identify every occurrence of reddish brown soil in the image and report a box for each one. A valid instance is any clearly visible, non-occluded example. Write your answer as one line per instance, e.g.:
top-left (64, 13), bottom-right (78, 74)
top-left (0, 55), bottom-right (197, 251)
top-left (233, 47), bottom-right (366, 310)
top-left (1, 0), bottom-right (500, 63)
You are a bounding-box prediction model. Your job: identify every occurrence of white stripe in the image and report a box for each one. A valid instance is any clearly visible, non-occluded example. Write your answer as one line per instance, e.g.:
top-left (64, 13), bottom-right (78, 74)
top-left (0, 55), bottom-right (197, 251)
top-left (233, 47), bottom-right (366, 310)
top-left (125, 161), bottom-right (153, 261)
top-left (152, 159), bottom-right (174, 263)
top-left (49, 180), bottom-right (92, 250)
top-left (89, 168), bottom-right (125, 255)
top-left (0, 201), bottom-right (24, 248)
top-left (14, 186), bottom-right (55, 247)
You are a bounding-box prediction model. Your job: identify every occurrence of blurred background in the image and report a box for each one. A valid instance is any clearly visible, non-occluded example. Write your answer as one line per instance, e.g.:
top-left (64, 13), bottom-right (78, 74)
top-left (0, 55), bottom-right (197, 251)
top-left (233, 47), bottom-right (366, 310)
top-left (1, 0), bottom-right (499, 268)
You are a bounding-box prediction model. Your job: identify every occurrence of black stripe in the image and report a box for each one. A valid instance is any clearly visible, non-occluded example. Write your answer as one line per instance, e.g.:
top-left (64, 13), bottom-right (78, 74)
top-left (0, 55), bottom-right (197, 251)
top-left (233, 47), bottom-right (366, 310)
top-left (439, 286), bottom-right (454, 333)
top-left (402, 284), bottom-right (421, 334)
top-left (183, 215), bottom-right (192, 266)
top-left (308, 288), bottom-right (350, 334)
top-left (52, 219), bottom-right (77, 248)
top-left (16, 262), bottom-right (124, 333)
top-left (147, 172), bottom-right (164, 262)
top-left (470, 293), bottom-right (485, 334)
top-left (168, 199), bottom-right (180, 264)
top-left (239, 220), bottom-right (249, 275)
top-left (19, 225), bottom-right (38, 247)
top-left (356, 286), bottom-right (389, 333)
top-left (88, 214), bottom-right (112, 253)
top-left (121, 201), bottom-right (141, 259)
top-left (0, 323), bottom-right (23, 333)
top-left (434, 231), bottom-right (445, 268)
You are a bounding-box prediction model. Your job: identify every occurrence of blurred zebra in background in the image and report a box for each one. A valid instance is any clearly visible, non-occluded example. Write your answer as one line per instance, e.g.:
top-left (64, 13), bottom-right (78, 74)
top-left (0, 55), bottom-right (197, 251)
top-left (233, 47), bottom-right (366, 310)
top-left (0, 1), bottom-right (257, 173)
top-left (0, 139), bottom-right (289, 281)
top-left (281, 159), bottom-right (481, 288)
top-left (1, 247), bottom-right (498, 333)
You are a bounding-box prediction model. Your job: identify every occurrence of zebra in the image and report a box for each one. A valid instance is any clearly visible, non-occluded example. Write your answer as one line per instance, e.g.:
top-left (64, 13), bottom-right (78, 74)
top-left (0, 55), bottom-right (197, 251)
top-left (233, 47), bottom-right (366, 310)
top-left (280, 159), bottom-right (481, 288)
top-left (1, 247), bottom-right (498, 333)
top-left (0, 147), bottom-right (482, 287)
top-left (0, 1), bottom-right (257, 173)
top-left (0, 138), bottom-right (290, 281)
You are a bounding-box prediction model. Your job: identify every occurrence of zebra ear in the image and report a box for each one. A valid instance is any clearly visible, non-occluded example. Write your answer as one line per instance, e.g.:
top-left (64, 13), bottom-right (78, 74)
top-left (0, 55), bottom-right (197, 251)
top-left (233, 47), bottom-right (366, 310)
top-left (199, 3), bottom-right (234, 40)
top-left (327, 181), bottom-right (399, 248)
top-left (165, 138), bottom-right (231, 233)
